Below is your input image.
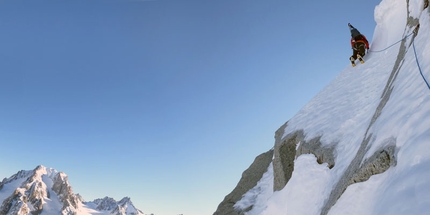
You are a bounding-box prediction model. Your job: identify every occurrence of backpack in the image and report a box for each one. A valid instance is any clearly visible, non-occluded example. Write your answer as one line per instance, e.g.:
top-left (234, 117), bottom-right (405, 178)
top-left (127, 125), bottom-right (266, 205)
top-left (350, 28), bottom-right (361, 38)
top-left (354, 35), bottom-right (365, 41)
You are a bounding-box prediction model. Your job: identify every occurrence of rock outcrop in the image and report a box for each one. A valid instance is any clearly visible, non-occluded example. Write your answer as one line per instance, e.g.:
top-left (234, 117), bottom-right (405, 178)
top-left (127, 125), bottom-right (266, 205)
top-left (0, 189), bottom-right (30, 215)
top-left (213, 149), bottom-right (274, 215)
top-left (52, 172), bottom-right (80, 215)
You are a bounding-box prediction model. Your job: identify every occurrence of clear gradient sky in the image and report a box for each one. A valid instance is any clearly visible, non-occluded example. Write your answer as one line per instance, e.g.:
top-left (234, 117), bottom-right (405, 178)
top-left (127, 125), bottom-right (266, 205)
top-left (0, 0), bottom-right (380, 214)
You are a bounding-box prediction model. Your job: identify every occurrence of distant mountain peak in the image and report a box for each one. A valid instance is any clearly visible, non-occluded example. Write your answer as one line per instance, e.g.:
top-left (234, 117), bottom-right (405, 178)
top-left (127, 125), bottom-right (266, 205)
top-left (90, 196), bottom-right (144, 215)
top-left (92, 196), bottom-right (118, 211)
top-left (0, 165), bottom-right (146, 215)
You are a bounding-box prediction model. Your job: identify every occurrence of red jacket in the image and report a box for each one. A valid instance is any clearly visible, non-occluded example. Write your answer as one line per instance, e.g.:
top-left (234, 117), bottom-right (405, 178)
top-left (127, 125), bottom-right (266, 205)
top-left (351, 35), bottom-right (369, 49)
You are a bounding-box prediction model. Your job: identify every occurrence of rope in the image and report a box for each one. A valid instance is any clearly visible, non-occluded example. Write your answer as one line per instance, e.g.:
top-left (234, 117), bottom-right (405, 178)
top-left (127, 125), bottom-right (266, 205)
top-left (349, 26), bottom-right (429, 91)
top-left (368, 32), bottom-right (414, 53)
top-left (364, 30), bottom-right (428, 91)
top-left (412, 39), bottom-right (430, 90)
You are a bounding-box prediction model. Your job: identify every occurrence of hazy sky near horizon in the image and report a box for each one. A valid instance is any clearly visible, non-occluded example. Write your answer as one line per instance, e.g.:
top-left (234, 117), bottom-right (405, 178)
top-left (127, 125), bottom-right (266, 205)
top-left (0, 0), bottom-right (380, 214)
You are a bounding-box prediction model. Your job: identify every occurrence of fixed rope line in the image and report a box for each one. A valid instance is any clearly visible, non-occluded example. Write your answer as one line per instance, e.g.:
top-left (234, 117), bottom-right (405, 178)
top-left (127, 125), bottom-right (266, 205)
top-left (365, 30), bottom-right (428, 91)
top-left (368, 32), bottom-right (414, 53)
top-left (412, 39), bottom-right (430, 90)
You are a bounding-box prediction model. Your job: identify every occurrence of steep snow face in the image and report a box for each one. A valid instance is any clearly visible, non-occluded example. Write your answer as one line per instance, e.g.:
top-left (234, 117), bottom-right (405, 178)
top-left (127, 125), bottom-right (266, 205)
top-left (0, 166), bottom-right (145, 215)
top-left (223, 0), bottom-right (430, 214)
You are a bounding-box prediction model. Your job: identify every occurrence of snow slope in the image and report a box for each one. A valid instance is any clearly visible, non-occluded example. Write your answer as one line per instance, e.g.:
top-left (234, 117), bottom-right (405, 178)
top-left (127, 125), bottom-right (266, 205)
top-left (218, 0), bottom-right (430, 214)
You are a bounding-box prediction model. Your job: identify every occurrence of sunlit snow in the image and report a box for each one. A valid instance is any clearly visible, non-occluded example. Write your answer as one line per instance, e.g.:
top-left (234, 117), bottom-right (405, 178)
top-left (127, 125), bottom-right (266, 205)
top-left (234, 0), bottom-right (430, 214)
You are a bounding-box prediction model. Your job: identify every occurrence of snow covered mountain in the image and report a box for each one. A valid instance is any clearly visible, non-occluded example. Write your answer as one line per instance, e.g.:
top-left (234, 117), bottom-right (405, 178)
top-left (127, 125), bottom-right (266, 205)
top-left (0, 165), bottom-right (145, 215)
top-left (215, 0), bottom-right (430, 214)
top-left (87, 196), bottom-right (144, 215)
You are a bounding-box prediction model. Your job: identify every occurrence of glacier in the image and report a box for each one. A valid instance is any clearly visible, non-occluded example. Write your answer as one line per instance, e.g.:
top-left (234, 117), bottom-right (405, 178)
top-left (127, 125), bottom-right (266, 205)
top-left (215, 0), bottom-right (430, 214)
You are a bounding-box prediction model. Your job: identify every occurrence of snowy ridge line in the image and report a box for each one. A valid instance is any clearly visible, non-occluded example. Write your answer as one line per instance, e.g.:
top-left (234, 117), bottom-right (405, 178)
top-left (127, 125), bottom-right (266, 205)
top-left (412, 39), bottom-right (430, 90)
top-left (368, 32), bottom-right (414, 53)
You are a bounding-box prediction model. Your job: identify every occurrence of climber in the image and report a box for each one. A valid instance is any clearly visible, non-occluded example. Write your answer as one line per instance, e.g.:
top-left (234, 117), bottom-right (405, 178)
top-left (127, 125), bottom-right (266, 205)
top-left (348, 23), bottom-right (369, 67)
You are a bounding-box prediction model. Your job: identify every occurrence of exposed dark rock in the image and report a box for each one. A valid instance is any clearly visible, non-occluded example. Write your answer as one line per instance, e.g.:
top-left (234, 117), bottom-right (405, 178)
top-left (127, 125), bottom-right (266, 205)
top-left (213, 149), bottom-right (274, 215)
top-left (273, 129), bottom-right (336, 191)
top-left (27, 181), bottom-right (47, 215)
top-left (296, 136), bottom-right (336, 169)
top-left (0, 189), bottom-right (30, 215)
top-left (349, 144), bottom-right (397, 185)
top-left (273, 130), bottom-right (303, 191)
top-left (52, 172), bottom-right (80, 214)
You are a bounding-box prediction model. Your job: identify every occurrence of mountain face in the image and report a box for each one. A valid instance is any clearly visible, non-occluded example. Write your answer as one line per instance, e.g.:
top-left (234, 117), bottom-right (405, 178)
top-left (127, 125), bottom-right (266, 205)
top-left (215, 0), bottom-right (430, 214)
top-left (89, 196), bottom-right (144, 215)
top-left (0, 165), bottom-right (145, 215)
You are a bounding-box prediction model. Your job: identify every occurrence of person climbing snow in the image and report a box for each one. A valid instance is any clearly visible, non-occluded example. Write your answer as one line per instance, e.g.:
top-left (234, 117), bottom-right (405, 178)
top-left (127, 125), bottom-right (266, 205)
top-left (348, 23), bottom-right (369, 67)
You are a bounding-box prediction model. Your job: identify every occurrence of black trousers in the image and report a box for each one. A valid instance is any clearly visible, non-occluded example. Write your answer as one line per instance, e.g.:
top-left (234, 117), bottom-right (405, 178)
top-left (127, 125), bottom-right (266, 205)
top-left (351, 42), bottom-right (366, 60)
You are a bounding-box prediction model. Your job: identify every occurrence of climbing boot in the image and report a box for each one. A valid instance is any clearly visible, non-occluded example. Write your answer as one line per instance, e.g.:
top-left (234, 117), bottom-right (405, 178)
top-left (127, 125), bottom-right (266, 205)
top-left (350, 56), bottom-right (356, 67)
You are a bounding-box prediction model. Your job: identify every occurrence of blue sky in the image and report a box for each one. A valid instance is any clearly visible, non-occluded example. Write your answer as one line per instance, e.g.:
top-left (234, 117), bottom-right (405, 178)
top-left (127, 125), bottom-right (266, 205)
top-left (0, 0), bottom-right (380, 214)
